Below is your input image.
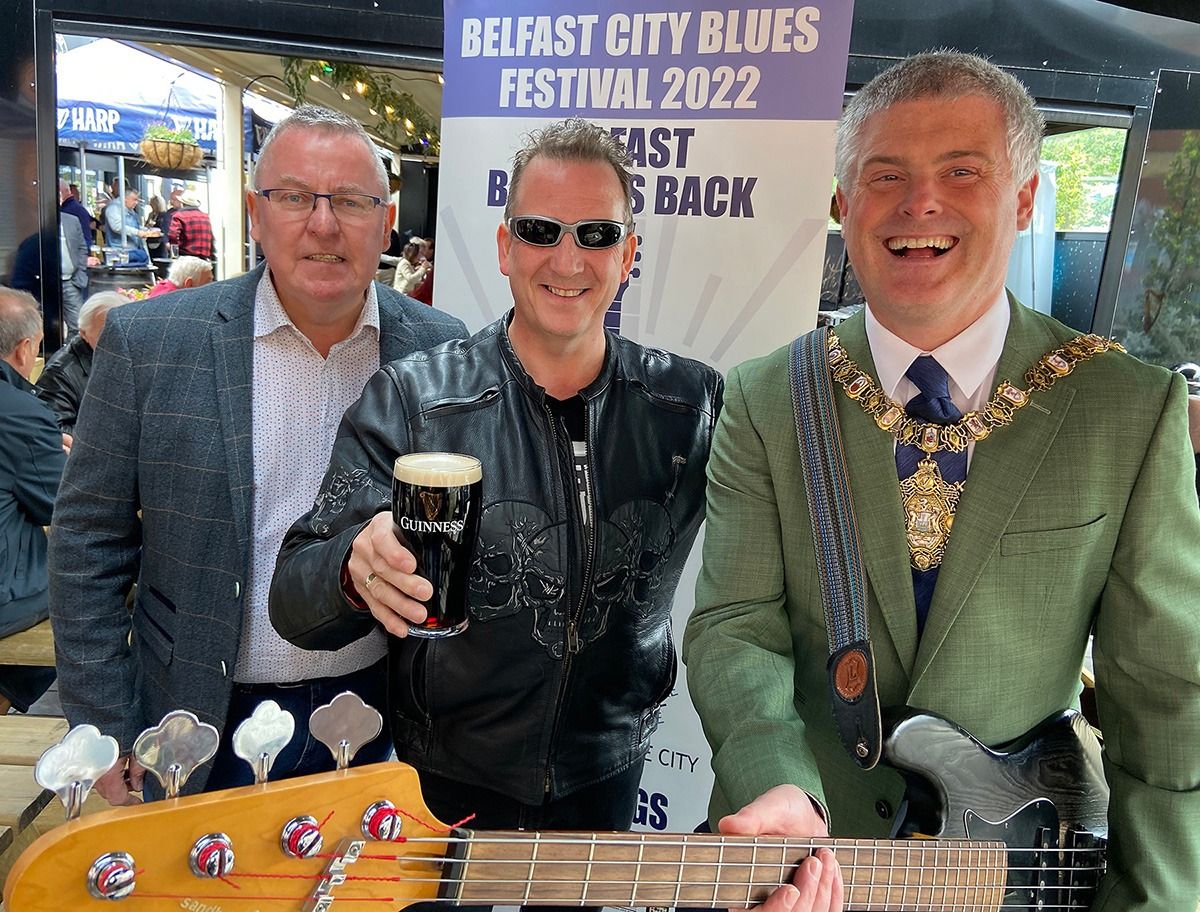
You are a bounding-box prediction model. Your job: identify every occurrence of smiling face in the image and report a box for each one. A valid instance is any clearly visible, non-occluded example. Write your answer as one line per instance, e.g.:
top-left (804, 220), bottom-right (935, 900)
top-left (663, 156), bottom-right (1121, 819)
top-left (247, 126), bottom-right (394, 328)
top-left (497, 156), bottom-right (635, 357)
top-left (836, 94), bottom-right (1037, 349)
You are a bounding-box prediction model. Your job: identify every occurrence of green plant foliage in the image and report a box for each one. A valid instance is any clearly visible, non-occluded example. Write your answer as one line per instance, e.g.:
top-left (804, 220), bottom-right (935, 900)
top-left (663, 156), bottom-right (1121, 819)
top-left (142, 123), bottom-right (197, 144)
top-left (1042, 128), bottom-right (1125, 231)
top-left (280, 58), bottom-right (440, 154)
top-left (1113, 131), bottom-right (1200, 367)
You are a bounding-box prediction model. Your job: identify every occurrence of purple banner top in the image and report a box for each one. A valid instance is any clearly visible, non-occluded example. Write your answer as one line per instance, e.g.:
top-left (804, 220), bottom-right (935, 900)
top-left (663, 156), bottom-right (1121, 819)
top-left (443, 0), bottom-right (853, 121)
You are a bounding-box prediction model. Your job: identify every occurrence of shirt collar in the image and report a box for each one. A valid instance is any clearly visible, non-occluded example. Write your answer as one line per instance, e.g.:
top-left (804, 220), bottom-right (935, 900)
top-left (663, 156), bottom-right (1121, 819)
top-left (864, 289), bottom-right (1010, 401)
top-left (253, 270), bottom-right (380, 344)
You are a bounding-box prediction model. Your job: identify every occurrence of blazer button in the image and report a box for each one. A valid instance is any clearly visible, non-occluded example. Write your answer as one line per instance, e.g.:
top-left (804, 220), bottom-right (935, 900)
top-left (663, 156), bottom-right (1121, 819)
top-left (875, 799), bottom-right (892, 819)
top-left (233, 581), bottom-right (241, 599)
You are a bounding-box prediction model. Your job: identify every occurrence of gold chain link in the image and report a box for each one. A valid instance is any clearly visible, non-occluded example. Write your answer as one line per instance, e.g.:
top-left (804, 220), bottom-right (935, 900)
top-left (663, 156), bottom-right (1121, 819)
top-left (827, 331), bottom-right (1125, 454)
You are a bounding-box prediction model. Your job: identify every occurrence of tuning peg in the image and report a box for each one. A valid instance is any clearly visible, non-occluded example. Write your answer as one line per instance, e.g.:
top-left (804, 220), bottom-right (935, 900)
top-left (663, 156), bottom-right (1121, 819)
top-left (133, 710), bottom-right (220, 798)
top-left (35, 724), bottom-right (120, 820)
top-left (87, 851), bottom-right (136, 900)
top-left (232, 700), bottom-right (295, 784)
top-left (309, 691), bottom-right (383, 769)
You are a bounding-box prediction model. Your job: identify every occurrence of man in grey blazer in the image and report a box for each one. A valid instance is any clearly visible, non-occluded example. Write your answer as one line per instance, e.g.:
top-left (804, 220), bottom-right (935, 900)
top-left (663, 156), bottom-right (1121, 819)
top-left (49, 105), bottom-right (467, 803)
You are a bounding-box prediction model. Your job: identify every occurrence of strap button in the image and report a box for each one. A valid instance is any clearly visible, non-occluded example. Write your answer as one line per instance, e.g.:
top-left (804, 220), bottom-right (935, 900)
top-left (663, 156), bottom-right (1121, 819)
top-left (875, 799), bottom-right (892, 819)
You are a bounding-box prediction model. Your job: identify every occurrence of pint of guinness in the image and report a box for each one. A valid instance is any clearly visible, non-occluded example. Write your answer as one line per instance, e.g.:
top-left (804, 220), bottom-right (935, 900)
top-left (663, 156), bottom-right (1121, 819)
top-left (392, 452), bottom-right (482, 638)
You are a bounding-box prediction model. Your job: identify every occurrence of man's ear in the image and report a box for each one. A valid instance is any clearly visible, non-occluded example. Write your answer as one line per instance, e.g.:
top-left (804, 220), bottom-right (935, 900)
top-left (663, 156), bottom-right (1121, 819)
top-left (246, 189), bottom-right (262, 243)
top-left (619, 230), bottom-right (637, 282)
top-left (1015, 171), bottom-right (1039, 232)
top-left (496, 221), bottom-right (513, 277)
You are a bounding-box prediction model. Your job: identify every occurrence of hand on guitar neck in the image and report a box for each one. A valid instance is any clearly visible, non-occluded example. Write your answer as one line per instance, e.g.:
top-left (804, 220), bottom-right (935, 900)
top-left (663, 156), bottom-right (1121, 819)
top-left (720, 785), bottom-right (844, 912)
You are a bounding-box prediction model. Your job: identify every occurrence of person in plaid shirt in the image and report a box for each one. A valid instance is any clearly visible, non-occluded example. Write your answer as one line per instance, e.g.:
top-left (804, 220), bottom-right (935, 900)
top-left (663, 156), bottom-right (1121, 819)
top-left (168, 191), bottom-right (216, 261)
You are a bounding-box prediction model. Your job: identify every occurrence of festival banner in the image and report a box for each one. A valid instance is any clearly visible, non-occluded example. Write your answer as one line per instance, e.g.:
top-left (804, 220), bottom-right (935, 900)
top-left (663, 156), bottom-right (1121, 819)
top-left (437, 0), bottom-right (853, 832)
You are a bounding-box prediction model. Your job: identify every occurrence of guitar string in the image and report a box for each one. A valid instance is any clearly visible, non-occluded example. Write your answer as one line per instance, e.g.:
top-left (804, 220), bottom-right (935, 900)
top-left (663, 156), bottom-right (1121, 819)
top-left (374, 833), bottom-right (1105, 856)
top-left (123, 887), bottom-right (1105, 912)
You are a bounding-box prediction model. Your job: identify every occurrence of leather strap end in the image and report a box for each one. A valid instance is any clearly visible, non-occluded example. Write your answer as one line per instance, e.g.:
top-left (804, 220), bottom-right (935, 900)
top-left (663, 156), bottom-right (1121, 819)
top-left (826, 641), bottom-right (883, 769)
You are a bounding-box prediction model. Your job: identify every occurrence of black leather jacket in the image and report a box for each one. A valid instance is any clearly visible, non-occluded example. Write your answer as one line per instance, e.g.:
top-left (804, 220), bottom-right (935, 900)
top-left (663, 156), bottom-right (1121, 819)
top-left (271, 315), bottom-right (723, 803)
top-left (34, 335), bottom-right (93, 434)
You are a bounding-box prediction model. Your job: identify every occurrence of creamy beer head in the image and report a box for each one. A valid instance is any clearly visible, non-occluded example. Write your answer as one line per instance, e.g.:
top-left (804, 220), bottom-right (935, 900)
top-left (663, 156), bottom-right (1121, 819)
top-left (394, 452), bottom-right (482, 487)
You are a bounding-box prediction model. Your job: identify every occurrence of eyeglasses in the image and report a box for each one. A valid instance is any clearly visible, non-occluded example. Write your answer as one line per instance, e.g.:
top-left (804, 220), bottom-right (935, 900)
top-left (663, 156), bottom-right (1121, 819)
top-left (257, 189), bottom-right (384, 221)
top-left (507, 215), bottom-right (630, 250)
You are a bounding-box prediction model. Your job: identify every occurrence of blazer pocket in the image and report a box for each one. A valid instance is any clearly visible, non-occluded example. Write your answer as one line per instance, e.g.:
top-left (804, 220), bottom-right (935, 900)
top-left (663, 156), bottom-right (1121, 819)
top-left (133, 585), bottom-right (177, 666)
top-left (1000, 514), bottom-right (1108, 557)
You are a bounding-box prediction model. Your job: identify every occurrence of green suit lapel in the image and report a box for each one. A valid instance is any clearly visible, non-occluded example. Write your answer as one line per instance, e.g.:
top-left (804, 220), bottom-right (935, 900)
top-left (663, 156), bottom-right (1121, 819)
top-left (912, 296), bottom-right (1076, 685)
top-left (833, 315), bottom-right (919, 677)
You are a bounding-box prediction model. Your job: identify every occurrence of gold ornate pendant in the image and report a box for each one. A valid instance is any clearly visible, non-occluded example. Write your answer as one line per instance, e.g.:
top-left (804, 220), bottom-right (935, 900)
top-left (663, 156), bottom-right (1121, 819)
top-left (898, 455), bottom-right (962, 571)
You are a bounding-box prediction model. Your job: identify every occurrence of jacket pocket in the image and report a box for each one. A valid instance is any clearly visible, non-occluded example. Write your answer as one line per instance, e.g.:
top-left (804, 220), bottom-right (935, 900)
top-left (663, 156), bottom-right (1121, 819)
top-left (420, 386), bottom-right (501, 420)
top-left (134, 584), bottom-right (176, 666)
top-left (651, 627), bottom-right (678, 707)
top-left (1000, 514), bottom-right (1108, 557)
top-left (628, 379), bottom-right (701, 415)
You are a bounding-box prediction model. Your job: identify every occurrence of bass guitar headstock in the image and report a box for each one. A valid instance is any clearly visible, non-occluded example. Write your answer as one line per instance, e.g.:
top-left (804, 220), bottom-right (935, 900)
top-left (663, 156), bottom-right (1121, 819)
top-left (5, 760), bottom-right (455, 911)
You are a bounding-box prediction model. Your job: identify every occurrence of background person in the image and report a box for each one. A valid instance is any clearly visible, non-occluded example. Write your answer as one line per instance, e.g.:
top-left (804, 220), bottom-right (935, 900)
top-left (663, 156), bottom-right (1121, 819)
top-left (49, 104), bottom-right (467, 804)
top-left (58, 206), bottom-right (89, 333)
top-left (59, 179), bottom-right (96, 248)
top-left (168, 191), bottom-right (216, 264)
top-left (0, 287), bottom-right (66, 715)
top-left (148, 256), bottom-right (214, 298)
top-left (35, 290), bottom-right (130, 433)
top-left (103, 188), bottom-right (158, 252)
top-left (271, 118), bottom-right (723, 842)
top-left (684, 51), bottom-right (1200, 912)
top-left (391, 239), bottom-right (430, 295)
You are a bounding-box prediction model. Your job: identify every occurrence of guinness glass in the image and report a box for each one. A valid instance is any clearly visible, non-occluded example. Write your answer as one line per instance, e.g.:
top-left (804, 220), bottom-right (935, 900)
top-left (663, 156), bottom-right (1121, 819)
top-left (392, 453), bottom-right (482, 638)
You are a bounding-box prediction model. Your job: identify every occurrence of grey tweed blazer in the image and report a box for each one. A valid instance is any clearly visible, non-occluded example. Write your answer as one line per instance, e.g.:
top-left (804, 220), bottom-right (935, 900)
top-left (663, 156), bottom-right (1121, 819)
top-left (48, 264), bottom-right (466, 789)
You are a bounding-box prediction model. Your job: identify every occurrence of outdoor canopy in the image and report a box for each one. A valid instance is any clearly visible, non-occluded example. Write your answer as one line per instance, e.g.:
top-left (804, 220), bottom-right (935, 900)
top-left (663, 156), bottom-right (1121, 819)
top-left (56, 38), bottom-right (220, 154)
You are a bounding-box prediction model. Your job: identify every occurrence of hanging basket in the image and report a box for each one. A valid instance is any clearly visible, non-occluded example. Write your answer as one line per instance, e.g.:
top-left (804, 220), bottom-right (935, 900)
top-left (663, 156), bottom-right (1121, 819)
top-left (140, 138), bottom-right (204, 170)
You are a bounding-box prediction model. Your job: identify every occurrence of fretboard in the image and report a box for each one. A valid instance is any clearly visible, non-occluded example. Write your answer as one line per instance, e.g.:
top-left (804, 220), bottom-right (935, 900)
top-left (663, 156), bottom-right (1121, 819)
top-left (452, 830), bottom-right (1008, 911)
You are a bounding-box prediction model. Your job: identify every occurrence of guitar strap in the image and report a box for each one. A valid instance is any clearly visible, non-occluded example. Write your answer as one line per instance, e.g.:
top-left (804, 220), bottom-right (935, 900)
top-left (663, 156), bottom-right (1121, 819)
top-left (788, 326), bottom-right (882, 769)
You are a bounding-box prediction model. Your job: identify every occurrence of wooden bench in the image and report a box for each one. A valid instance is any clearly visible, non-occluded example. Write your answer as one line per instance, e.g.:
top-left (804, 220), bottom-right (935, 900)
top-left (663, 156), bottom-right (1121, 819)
top-left (0, 717), bottom-right (68, 767)
top-left (0, 621), bottom-right (55, 667)
top-left (0, 766), bottom-right (52, 833)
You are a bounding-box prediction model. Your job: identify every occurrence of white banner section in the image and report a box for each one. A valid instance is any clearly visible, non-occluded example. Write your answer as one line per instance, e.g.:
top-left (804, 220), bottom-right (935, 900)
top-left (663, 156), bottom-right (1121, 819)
top-left (437, 1), bottom-right (853, 834)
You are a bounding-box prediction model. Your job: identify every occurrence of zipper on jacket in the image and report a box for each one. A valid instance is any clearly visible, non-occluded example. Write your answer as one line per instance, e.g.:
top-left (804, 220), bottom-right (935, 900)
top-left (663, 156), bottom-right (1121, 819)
top-left (540, 397), bottom-right (596, 795)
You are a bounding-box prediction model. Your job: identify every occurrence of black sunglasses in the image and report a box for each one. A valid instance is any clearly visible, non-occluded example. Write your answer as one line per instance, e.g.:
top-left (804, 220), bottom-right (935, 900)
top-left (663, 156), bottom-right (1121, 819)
top-left (507, 215), bottom-right (630, 250)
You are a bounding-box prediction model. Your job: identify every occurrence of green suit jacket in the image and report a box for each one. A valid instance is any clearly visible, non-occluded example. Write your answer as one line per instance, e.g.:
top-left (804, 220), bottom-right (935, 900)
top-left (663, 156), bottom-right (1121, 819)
top-left (684, 298), bottom-right (1200, 910)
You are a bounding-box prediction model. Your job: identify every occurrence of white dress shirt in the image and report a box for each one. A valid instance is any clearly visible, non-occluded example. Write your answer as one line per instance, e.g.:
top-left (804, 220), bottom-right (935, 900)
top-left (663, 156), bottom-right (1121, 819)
top-left (864, 290), bottom-right (1011, 467)
top-left (234, 272), bottom-right (387, 682)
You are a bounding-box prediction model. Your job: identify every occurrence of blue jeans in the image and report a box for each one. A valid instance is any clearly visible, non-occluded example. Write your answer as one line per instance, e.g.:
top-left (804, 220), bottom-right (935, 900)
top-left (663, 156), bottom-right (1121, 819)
top-left (202, 658), bottom-right (392, 791)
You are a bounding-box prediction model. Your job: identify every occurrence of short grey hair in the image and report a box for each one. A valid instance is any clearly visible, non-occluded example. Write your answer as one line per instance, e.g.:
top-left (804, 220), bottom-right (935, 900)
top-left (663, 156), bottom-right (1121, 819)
top-left (78, 290), bottom-right (130, 335)
top-left (253, 103), bottom-right (388, 195)
top-left (505, 118), bottom-right (635, 227)
top-left (836, 50), bottom-right (1045, 186)
top-left (167, 256), bottom-right (214, 286)
top-left (0, 286), bottom-right (42, 357)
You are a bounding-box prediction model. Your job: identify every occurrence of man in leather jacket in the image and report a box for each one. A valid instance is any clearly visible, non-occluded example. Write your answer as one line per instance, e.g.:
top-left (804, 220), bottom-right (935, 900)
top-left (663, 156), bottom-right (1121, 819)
top-left (271, 118), bottom-right (723, 834)
top-left (35, 290), bottom-right (129, 434)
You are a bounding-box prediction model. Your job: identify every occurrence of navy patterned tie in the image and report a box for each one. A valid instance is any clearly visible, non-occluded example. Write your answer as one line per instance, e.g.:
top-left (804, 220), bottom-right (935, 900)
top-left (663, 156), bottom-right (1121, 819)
top-left (895, 356), bottom-right (967, 635)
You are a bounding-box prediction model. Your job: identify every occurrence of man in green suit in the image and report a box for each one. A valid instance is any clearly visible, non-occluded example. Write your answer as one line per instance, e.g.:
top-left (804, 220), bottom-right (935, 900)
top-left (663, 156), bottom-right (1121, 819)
top-left (684, 51), bottom-right (1200, 912)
